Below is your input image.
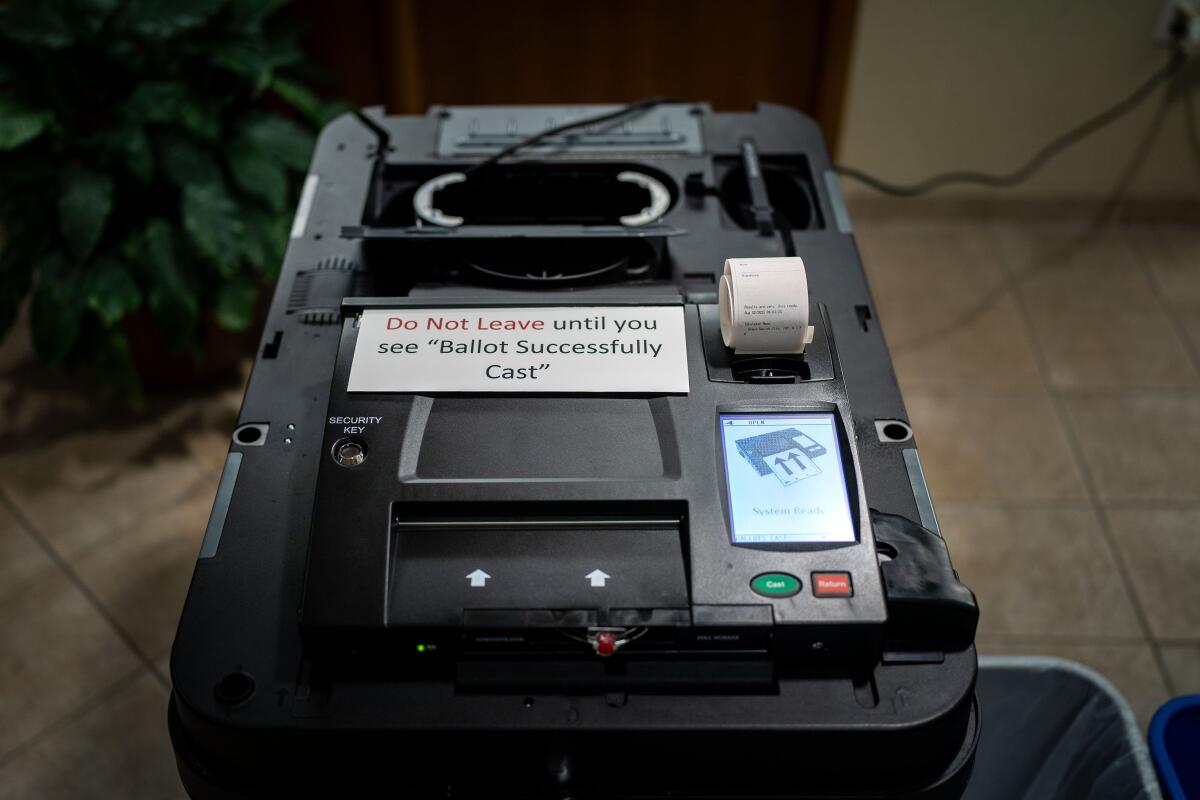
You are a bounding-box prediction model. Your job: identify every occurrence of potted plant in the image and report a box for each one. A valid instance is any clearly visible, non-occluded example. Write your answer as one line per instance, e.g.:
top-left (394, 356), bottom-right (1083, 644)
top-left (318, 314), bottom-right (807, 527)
top-left (0, 0), bottom-right (342, 399)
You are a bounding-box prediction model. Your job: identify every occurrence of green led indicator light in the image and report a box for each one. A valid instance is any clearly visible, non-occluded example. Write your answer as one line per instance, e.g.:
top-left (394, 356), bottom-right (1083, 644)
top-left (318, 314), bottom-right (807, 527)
top-left (416, 644), bottom-right (427, 653)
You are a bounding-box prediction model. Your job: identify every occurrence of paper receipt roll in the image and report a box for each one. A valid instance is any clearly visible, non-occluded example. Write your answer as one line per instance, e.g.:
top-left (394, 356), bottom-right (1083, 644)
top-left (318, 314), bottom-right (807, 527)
top-left (718, 257), bottom-right (815, 353)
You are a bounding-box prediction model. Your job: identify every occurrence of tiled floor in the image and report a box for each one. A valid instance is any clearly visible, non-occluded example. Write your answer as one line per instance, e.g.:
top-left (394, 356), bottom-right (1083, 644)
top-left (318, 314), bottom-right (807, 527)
top-left (0, 205), bottom-right (1196, 796)
top-left (855, 204), bottom-right (1200, 730)
top-left (0, 366), bottom-right (242, 799)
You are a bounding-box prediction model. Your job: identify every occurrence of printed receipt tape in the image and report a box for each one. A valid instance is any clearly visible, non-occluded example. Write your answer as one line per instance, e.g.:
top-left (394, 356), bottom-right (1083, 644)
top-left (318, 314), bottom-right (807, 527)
top-left (718, 257), bottom-right (815, 353)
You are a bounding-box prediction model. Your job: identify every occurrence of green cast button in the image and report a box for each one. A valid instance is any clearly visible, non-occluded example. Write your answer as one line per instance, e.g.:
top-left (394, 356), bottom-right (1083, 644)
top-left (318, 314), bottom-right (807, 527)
top-left (750, 573), bottom-right (802, 598)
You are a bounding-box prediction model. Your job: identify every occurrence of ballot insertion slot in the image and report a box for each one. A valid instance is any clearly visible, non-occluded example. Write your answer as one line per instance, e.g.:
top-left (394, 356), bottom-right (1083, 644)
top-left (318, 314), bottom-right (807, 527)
top-left (389, 500), bottom-right (687, 534)
top-left (387, 501), bottom-right (692, 641)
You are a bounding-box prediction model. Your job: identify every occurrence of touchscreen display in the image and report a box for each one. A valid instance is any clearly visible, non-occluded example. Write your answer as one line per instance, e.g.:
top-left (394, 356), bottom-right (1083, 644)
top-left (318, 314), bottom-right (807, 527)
top-left (719, 413), bottom-right (856, 544)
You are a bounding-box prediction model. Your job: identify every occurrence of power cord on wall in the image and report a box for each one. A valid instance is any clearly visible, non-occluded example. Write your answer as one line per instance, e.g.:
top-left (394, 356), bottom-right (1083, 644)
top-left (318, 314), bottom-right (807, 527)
top-left (1186, 81), bottom-right (1200, 176)
top-left (834, 48), bottom-right (1191, 196)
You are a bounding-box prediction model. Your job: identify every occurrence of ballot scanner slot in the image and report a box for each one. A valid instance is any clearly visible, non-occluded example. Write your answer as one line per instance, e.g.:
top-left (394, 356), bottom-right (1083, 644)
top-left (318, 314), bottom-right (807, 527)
top-left (387, 501), bottom-right (691, 630)
top-left (389, 500), bottom-right (687, 535)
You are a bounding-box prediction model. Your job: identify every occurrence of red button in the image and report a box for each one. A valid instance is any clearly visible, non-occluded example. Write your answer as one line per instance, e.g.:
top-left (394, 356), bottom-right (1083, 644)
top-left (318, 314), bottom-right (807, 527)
top-left (812, 572), bottom-right (853, 597)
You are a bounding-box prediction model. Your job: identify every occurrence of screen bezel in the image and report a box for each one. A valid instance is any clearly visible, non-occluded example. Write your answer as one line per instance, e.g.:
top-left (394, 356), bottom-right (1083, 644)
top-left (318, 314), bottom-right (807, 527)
top-left (716, 408), bottom-right (862, 551)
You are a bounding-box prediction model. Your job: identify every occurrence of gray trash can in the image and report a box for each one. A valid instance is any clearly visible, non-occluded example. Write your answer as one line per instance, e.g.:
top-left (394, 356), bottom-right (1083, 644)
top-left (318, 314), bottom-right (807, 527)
top-left (966, 656), bottom-right (1162, 800)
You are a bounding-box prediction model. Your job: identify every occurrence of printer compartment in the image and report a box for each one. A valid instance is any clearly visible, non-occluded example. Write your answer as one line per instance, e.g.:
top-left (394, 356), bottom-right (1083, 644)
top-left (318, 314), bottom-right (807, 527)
top-left (699, 302), bottom-right (835, 383)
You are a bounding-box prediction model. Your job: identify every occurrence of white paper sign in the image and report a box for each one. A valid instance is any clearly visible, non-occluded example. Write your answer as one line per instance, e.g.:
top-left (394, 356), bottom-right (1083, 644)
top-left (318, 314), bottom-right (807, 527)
top-left (347, 306), bottom-right (690, 393)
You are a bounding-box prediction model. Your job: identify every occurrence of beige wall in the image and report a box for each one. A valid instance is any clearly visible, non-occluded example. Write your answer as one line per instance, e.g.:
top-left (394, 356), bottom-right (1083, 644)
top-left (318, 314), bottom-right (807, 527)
top-left (838, 0), bottom-right (1200, 198)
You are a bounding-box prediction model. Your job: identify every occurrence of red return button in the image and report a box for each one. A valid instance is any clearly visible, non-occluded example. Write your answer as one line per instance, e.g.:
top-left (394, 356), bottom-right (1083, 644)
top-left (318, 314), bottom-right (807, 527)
top-left (812, 572), bottom-right (853, 598)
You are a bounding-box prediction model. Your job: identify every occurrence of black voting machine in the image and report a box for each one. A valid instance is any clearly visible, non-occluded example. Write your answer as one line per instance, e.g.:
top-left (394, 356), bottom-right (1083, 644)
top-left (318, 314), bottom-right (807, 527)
top-left (168, 103), bottom-right (980, 798)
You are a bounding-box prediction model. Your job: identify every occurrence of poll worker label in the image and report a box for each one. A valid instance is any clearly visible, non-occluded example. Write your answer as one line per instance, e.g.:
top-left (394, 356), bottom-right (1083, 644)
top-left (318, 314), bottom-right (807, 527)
top-left (347, 306), bottom-right (690, 393)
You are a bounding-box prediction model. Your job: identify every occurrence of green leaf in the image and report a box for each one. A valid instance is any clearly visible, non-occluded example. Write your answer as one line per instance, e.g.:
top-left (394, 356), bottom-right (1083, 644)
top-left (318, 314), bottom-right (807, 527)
top-left (314, 99), bottom-right (355, 127)
top-left (226, 138), bottom-right (286, 211)
top-left (210, 33), bottom-right (302, 96)
top-left (224, 0), bottom-right (288, 34)
top-left (0, 179), bottom-right (55, 260)
top-left (29, 251), bottom-right (84, 363)
top-left (88, 125), bottom-right (153, 184)
top-left (0, 0), bottom-right (74, 48)
top-left (212, 40), bottom-right (277, 94)
top-left (158, 135), bottom-right (223, 188)
top-left (59, 167), bottom-right (114, 262)
top-left (92, 325), bottom-right (142, 409)
top-left (141, 219), bottom-right (199, 350)
top-left (0, 97), bottom-right (53, 150)
top-left (141, 219), bottom-right (192, 302)
top-left (268, 76), bottom-right (321, 120)
top-left (214, 278), bottom-right (256, 330)
top-left (0, 248), bottom-right (36, 339)
top-left (115, 0), bottom-right (226, 39)
top-left (238, 205), bottom-right (286, 277)
top-left (76, 0), bottom-right (121, 18)
top-left (0, 149), bottom-right (56, 208)
top-left (124, 82), bottom-right (188, 124)
top-left (72, 0), bottom-right (120, 36)
top-left (238, 114), bottom-right (313, 172)
top-left (182, 183), bottom-right (243, 277)
top-left (120, 126), bottom-right (154, 184)
top-left (124, 83), bottom-right (221, 140)
top-left (85, 256), bottom-right (142, 325)
top-left (176, 99), bottom-right (222, 141)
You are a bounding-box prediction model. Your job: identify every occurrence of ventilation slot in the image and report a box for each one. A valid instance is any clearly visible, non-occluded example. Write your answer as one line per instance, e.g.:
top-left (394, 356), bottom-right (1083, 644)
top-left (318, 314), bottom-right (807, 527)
top-left (287, 273), bottom-right (312, 312)
top-left (314, 256), bottom-right (360, 272)
top-left (297, 309), bottom-right (340, 326)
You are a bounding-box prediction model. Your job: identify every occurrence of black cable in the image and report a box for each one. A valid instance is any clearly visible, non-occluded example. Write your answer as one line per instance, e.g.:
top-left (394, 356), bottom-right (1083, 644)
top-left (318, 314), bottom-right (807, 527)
top-left (1184, 84), bottom-right (1200, 178)
top-left (887, 85), bottom-right (1175, 357)
top-left (353, 110), bottom-right (392, 223)
top-left (1094, 78), bottom-right (1176, 227)
top-left (353, 109), bottom-right (391, 150)
top-left (462, 96), bottom-right (680, 177)
top-left (835, 51), bottom-right (1186, 197)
